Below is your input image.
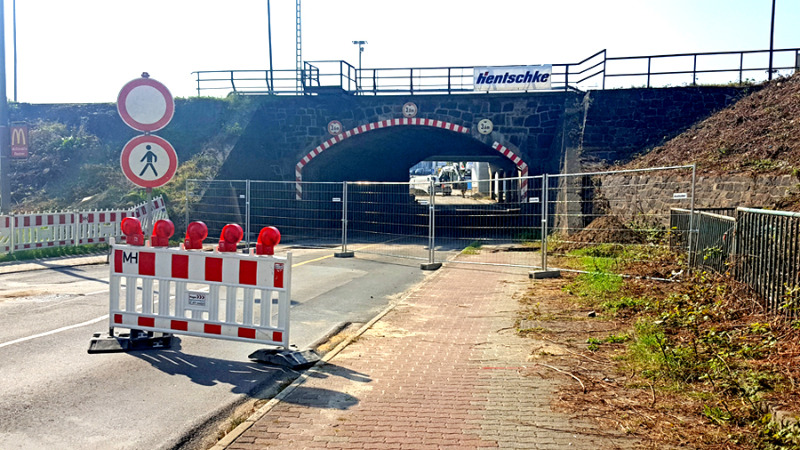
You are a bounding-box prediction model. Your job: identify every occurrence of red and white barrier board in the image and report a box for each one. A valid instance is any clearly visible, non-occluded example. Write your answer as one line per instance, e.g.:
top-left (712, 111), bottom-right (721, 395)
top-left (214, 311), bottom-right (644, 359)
top-left (0, 196), bottom-right (168, 254)
top-left (108, 239), bottom-right (292, 348)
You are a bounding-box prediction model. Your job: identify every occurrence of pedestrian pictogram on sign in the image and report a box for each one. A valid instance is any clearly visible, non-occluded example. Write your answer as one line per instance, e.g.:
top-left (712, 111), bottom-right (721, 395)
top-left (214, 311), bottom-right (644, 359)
top-left (117, 76), bottom-right (175, 132)
top-left (139, 146), bottom-right (159, 177)
top-left (120, 135), bottom-right (178, 188)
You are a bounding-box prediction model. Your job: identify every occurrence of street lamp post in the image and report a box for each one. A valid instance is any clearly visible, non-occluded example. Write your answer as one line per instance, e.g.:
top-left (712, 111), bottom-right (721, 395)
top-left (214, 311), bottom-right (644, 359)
top-left (267, 0), bottom-right (274, 93)
top-left (768, 0), bottom-right (776, 81)
top-left (352, 40), bottom-right (367, 92)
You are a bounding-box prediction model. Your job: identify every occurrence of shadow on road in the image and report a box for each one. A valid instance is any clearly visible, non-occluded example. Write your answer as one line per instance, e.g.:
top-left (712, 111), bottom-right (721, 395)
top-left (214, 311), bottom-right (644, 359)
top-left (130, 345), bottom-right (288, 396)
top-left (128, 344), bottom-right (371, 410)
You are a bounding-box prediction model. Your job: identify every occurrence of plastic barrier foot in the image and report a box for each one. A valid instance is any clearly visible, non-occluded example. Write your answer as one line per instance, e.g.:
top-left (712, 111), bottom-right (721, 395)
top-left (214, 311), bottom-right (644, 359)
top-left (88, 330), bottom-right (175, 354)
top-left (420, 262), bottom-right (442, 271)
top-left (529, 270), bottom-right (561, 279)
top-left (249, 348), bottom-right (320, 370)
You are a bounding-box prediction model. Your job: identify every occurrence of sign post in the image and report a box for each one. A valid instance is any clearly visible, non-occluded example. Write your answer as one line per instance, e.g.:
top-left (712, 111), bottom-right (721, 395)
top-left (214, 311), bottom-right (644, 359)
top-left (117, 75), bottom-right (177, 233)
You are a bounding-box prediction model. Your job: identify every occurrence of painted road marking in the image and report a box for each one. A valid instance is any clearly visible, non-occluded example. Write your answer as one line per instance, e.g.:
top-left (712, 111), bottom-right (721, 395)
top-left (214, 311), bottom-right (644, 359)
top-left (0, 244), bottom-right (394, 349)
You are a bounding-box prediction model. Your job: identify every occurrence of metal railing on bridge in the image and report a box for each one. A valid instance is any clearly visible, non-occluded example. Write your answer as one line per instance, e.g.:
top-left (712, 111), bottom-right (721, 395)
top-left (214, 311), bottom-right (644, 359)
top-left (191, 47), bottom-right (800, 97)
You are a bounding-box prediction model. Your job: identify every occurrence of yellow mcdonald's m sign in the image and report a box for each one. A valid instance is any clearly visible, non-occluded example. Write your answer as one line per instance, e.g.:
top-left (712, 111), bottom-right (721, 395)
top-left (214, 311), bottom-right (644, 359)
top-left (10, 124), bottom-right (29, 158)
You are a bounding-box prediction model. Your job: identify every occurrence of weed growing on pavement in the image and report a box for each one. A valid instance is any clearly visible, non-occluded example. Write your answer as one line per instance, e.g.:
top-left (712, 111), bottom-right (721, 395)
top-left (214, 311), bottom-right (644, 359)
top-left (461, 241), bottom-right (483, 255)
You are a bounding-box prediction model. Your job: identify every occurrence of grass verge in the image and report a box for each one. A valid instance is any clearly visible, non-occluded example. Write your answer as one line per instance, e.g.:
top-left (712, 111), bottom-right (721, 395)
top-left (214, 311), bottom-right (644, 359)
top-left (522, 245), bottom-right (800, 448)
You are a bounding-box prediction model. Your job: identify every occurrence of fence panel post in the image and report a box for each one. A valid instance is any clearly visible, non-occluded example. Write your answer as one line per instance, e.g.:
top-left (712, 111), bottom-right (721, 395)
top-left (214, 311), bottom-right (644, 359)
top-left (245, 179), bottom-right (251, 250)
top-left (341, 181), bottom-right (348, 253)
top-left (688, 164), bottom-right (697, 267)
top-left (9, 214), bottom-right (14, 254)
top-left (418, 177), bottom-right (441, 270)
top-left (541, 174), bottom-right (549, 271)
top-left (73, 212), bottom-right (79, 247)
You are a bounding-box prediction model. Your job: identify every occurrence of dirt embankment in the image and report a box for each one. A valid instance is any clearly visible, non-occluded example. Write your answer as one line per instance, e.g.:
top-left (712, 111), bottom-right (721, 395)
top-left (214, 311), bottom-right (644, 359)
top-left (628, 73), bottom-right (800, 175)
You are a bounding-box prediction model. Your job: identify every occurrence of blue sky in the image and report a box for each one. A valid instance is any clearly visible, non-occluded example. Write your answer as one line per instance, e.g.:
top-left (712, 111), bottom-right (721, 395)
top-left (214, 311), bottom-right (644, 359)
top-left (5, 0), bottom-right (799, 103)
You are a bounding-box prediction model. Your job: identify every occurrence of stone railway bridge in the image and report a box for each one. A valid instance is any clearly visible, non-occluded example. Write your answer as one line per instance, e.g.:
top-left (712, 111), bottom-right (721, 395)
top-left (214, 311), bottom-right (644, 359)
top-left (216, 86), bottom-right (750, 191)
top-left (12, 86), bottom-right (751, 192)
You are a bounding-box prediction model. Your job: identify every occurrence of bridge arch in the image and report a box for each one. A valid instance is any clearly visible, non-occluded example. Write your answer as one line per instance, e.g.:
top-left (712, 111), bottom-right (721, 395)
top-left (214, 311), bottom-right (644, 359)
top-left (294, 118), bottom-right (529, 200)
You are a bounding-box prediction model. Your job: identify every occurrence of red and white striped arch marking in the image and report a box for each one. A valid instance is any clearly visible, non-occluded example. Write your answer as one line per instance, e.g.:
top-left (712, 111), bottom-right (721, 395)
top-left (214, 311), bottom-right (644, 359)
top-left (492, 142), bottom-right (529, 201)
top-left (295, 118), bottom-right (470, 199)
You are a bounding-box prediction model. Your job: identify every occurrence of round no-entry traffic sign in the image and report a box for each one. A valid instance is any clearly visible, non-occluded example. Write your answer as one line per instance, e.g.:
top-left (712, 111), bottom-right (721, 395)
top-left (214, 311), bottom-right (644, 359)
top-left (117, 77), bottom-right (175, 132)
top-left (120, 135), bottom-right (178, 188)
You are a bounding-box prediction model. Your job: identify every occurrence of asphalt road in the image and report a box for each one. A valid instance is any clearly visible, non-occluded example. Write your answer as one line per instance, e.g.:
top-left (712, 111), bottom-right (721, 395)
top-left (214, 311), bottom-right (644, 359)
top-left (0, 248), bottom-right (428, 449)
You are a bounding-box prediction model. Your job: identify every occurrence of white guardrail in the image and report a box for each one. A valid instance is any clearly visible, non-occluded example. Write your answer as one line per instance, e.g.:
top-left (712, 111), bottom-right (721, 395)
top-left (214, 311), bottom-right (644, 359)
top-left (0, 196), bottom-right (168, 254)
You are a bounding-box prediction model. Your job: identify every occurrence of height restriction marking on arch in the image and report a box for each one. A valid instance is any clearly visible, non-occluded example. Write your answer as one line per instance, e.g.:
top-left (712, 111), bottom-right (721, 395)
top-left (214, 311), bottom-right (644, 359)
top-left (120, 135), bottom-right (178, 188)
top-left (117, 77), bottom-right (175, 132)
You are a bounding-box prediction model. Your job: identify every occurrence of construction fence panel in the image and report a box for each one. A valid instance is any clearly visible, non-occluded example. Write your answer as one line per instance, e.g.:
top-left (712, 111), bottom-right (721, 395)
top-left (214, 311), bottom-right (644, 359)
top-left (345, 181), bottom-right (430, 261)
top-left (545, 166), bottom-right (695, 277)
top-left (671, 208), bottom-right (736, 273)
top-left (186, 180), bottom-right (249, 244)
top-left (251, 181), bottom-right (343, 247)
top-left (186, 179), bottom-right (344, 249)
top-left (431, 175), bottom-right (544, 269)
top-left (734, 208), bottom-right (800, 317)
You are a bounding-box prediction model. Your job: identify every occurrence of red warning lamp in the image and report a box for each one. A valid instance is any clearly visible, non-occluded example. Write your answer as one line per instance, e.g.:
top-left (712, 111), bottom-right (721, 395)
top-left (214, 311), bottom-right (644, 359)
top-left (151, 219), bottom-right (175, 247)
top-left (121, 217), bottom-right (145, 246)
top-left (256, 226), bottom-right (281, 255)
top-left (218, 224), bottom-right (243, 252)
top-left (184, 221), bottom-right (208, 250)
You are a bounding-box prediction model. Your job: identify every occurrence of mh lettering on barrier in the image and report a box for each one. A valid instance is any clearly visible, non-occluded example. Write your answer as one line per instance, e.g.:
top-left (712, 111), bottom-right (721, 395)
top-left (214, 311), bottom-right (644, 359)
top-left (122, 251), bottom-right (139, 264)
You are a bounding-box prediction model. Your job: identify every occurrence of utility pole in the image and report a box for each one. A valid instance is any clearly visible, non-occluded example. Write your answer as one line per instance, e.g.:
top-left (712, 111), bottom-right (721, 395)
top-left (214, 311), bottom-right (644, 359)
top-left (0, 0), bottom-right (11, 214)
top-left (768, 0), bottom-right (776, 81)
top-left (12, 0), bottom-right (16, 102)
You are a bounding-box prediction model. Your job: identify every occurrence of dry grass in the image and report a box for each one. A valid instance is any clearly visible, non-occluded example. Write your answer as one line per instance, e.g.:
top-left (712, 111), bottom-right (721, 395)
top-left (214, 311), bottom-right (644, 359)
top-left (518, 268), bottom-right (800, 449)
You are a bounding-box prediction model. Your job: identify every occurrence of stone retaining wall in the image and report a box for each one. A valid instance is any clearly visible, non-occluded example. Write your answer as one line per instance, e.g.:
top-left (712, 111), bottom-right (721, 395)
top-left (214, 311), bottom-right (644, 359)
top-left (595, 172), bottom-right (799, 225)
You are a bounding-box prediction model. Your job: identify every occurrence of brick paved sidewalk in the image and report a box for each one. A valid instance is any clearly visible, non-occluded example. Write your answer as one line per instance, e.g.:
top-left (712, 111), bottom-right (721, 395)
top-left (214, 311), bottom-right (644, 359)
top-left (221, 265), bottom-right (639, 449)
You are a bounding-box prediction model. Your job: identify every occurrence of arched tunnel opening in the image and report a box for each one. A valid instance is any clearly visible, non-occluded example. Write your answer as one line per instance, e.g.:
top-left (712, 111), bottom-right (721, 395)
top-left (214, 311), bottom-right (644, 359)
top-left (301, 126), bottom-right (523, 208)
top-left (302, 126), bottom-right (518, 185)
top-left (288, 126), bottom-right (538, 243)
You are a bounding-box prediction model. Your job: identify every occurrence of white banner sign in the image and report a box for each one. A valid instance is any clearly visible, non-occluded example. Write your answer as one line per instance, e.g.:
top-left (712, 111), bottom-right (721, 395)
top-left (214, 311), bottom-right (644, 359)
top-left (473, 65), bottom-right (552, 91)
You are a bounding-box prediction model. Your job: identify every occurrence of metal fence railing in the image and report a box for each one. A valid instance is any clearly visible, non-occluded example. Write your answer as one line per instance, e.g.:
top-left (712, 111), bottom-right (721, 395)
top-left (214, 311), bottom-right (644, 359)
top-left (192, 47), bottom-right (800, 96)
top-left (669, 207), bottom-right (800, 318)
top-left (734, 208), bottom-right (800, 317)
top-left (671, 208), bottom-right (736, 273)
top-left (185, 180), bottom-right (344, 249)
